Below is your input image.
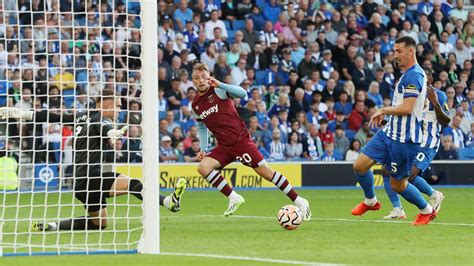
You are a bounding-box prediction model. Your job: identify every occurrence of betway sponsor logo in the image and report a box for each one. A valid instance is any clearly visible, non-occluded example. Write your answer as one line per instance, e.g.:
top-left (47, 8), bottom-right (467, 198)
top-left (199, 104), bottom-right (218, 119)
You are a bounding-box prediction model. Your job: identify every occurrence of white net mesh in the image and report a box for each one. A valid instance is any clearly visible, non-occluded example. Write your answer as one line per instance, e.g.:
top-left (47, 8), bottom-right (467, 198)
top-left (0, 0), bottom-right (148, 255)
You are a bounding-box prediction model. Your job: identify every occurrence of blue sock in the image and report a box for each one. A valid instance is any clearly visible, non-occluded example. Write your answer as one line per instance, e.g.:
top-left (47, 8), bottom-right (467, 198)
top-left (356, 170), bottom-right (375, 199)
top-left (399, 183), bottom-right (428, 210)
top-left (383, 175), bottom-right (401, 208)
top-left (412, 176), bottom-right (434, 197)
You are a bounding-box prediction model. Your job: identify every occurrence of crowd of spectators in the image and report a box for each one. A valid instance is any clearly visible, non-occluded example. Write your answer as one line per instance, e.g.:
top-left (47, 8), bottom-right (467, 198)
top-left (0, 0), bottom-right (472, 165)
top-left (0, 0), bottom-right (143, 165)
top-left (158, 0), bottom-right (474, 163)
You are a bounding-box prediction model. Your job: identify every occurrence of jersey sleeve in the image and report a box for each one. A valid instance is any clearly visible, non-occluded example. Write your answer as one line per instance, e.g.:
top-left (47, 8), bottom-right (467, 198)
top-left (402, 71), bottom-right (424, 99)
top-left (34, 111), bottom-right (75, 123)
top-left (196, 121), bottom-right (208, 151)
top-left (101, 119), bottom-right (115, 137)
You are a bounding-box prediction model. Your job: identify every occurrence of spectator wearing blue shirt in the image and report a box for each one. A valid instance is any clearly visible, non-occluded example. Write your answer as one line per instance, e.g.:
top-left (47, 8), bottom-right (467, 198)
top-left (334, 91), bottom-right (352, 116)
top-left (263, 0), bottom-right (281, 24)
top-left (306, 101), bottom-right (327, 127)
top-left (320, 142), bottom-right (343, 161)
top-left (182, 21), bottom-right (198, 49)
top-left (267, 93), bottom-right (289, 119)
top-left (418, 0), bottom-right (434, 16)
top-left (173, 0), bottom-right (194, 32)
top-left (442, 115), bottom-right (466, 149)
top-left (328, 111), bottom-right (348, 132)
top-left (367, 81), bottom-right (384, 108)
top-left (380, 32), bottom-right (394, 55)
top-left (248, 5), bottom-right (266, 31)
top-left (290, 41), bottom-right (305, 65)
top-left (264, 60), bottom-right (285, 87)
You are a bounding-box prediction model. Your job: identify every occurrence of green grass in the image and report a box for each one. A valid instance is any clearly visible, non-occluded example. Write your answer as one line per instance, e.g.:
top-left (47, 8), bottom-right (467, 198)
top-left (1, 188), bottom-right (473, 265)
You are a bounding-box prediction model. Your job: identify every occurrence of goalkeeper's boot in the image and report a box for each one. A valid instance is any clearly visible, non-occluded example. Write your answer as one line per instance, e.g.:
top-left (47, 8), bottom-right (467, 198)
top-left (224, 194), bottom-right (245, 217)
top-left (31, 221), bottom-right (55, 231)
top-left (383, 207), bottom-right (406, 219)
top-left (169, 178), bottom-right (187, 212)
top-left (351, 201), bottom-right (381, 216)
top-left (295, 196), bottom-right (312, 221)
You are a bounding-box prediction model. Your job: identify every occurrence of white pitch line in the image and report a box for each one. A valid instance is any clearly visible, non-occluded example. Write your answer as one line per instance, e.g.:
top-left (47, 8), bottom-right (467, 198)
top-left (160, 252), bottom-right (341, 266)
top-left (163, 214), bottom-right (474, 227)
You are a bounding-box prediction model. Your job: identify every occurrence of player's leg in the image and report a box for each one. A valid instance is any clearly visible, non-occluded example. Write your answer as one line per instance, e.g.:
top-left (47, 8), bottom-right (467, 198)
top-left (253, 163), bottom-right (311, 221)
top-left (409, 149), bottom-right (444, 212)
top-left (389, 143), bottom-right (436, 225)
top-left (110, 173), bottom-right (187, 212)
top-left (351, 131), bottom-right (388, 215)
top-left (390, 177), bottom-right (436, 225)
top-left (197, 149), bottom-right (244, 216)
top-left (32, 185), bottom-right (109, 231)
top-left (382, 168), bottom-right (406, 219)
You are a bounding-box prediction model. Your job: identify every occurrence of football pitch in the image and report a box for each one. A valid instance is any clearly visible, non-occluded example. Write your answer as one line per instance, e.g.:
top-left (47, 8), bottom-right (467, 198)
top-left (1, 187), bottom-right (473, 265)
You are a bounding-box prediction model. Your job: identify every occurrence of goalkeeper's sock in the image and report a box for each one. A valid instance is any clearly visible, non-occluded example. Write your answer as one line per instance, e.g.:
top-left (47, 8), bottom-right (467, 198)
top-left (129, 179), bottom-right (143, 201)
top-left (129, 179), bottom-right (169, 207)
top-left (271, 171), bottom-right (298, 201)
top-left (57, 216), bottom-right (106, 230)
top-left (205, 170), bottom-right (233, 197)
top-left (383, 173), bottom-right (402, 208)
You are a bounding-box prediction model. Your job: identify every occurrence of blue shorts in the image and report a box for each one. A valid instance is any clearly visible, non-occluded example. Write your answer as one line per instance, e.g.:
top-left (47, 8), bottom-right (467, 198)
top-left (413, 146), bottom-right (437, 173)
top-left (362, 130), bottom-right (419, 179)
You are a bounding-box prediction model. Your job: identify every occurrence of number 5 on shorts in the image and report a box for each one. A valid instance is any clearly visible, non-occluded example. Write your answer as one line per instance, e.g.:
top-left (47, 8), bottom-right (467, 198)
top-left (391, 162), bottom-right (398, 173)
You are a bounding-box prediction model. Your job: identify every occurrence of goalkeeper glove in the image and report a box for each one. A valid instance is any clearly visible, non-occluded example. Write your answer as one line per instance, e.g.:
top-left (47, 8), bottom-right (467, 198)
top-left (0, 107), bottom-right (33, 120)
top-left (107, 126), bottom-right (129, 142)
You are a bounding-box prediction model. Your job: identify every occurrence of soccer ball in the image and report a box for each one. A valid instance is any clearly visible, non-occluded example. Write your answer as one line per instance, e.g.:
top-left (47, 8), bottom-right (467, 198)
top-left (277, 205), bottom-right (303, 230)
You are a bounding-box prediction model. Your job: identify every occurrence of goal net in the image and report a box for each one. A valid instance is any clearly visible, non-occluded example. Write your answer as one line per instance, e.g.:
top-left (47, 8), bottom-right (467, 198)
top-left (0, 0), bottom-right (159, 256)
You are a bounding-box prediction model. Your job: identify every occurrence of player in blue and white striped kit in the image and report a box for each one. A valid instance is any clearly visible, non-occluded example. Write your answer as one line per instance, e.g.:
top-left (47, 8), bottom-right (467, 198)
top-left (382, 68), bottom-right (450, 219)
top-left (351, 36), bottom-right (437, 226)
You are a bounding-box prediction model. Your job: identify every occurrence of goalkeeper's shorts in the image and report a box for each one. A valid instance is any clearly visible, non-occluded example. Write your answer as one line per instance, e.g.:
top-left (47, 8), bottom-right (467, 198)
top-left (74, 172), bottom-right (120, 212)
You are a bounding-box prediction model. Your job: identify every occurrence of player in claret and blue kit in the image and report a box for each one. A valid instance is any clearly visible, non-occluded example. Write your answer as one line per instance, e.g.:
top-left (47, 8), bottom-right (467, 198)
top-left (351, 36), bottom-right (438, 225)
top-left (190, 63), bottom-right (311, 220)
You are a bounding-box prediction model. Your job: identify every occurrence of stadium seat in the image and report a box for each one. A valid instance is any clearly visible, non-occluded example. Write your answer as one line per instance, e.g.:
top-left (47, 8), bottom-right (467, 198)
top-left (227, 30), bottom-right (236, 44)
top-left (458, 148), bottom-right (474, 160)
top-left (255, 70), bottom-right (267, 85)
top-left (224, 20), bottom-right (232, 31)
top-left (345, 129), bottom-right (357, 140)
top-left (256, 0), bottom-right (265, 9)
top-left (233, 20), bottom-right (245, 30)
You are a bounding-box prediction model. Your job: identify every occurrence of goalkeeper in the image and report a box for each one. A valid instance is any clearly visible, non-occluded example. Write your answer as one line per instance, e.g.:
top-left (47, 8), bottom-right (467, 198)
top-left (0, 89), bottom-right (186, 231)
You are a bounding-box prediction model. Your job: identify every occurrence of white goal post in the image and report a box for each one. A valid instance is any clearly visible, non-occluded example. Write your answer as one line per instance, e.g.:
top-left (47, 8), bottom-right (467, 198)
top-left (138, 0), bottom-right (160, 255)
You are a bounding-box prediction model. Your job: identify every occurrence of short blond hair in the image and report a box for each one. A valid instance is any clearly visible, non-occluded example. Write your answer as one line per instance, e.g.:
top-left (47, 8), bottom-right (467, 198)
top-left (192, 63), bottom-right (209, 73)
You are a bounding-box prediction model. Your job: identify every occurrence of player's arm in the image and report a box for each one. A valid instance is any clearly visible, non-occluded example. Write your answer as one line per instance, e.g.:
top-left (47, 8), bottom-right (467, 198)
top-left (427, 86), bottom-right (451, 127)
top-left (196, 120), bottom-right (208, 151)
top-left (34, 110), bottom-right (75, 123)
top-left (0, 107), bottom-right (75, 123)
top-left (370, 72), bottom-right (422, 127)
top-left (208, 76), bottom-right (247, 99)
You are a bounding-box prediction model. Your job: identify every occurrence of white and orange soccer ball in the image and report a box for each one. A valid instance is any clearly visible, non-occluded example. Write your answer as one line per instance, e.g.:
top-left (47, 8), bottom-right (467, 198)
top-left (277, 205), bottom-right (303, 230)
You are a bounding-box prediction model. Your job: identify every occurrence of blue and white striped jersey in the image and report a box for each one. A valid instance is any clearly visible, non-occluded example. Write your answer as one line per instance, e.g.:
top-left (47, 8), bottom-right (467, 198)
top-left (420, 89), bottom-right (449, 150)
top-left (383, 64), bottom-right (427, 143)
